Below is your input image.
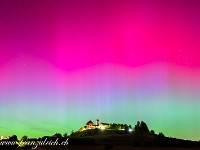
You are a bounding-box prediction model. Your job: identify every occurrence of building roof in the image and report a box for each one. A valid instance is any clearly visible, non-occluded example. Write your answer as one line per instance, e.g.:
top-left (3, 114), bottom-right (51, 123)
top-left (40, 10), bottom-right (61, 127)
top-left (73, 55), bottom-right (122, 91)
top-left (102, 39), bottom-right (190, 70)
top-left (86, 120), bottom-right (93, 125)
top-left (101, 123), bottom-right (109, 125)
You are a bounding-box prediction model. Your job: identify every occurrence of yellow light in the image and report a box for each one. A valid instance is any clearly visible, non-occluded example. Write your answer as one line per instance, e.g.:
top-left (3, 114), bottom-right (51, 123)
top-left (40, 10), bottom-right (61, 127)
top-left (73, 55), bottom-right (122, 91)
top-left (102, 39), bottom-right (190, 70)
top-left (100, 125), bottom-right (105, 130)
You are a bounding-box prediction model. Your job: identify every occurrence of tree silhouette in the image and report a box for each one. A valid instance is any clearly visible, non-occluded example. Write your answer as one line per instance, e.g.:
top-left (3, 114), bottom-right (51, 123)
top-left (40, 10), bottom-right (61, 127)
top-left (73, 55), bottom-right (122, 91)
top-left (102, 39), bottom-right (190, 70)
top-left (125, 125), bottom-right (129, 134)
top-left (140, 121), bottom-right (149, 133)
top-left (137, 121), bottom-right (140, 127)
top-left (52, 133), bottom-right (62, 138)
top-left (134, 121), bottom-right (141, 134)
top-left (134, 121), bottom-right (149, 134)
top-left (128, 125), bottom-right (132, 129)
top-left (9, 135), bottom-right (18, 141)
top-left (150, 130), bottom-right (155, 135)
top-left (70, 130), bottom-right (75, 136)
top-left (63, 132), bottom-right (68, 138)
top-left (158, 132), bottom-right (165, 138)
top-left (21, 135), bottom-right (28, 141)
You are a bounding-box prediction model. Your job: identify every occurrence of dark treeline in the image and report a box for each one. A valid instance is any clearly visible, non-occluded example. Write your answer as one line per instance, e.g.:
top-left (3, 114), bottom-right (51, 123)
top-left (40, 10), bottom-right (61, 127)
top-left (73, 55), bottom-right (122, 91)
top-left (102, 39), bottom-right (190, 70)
top-left (1, 121), bottom-right (200, 149)
top-left (69, 121), bottom-right (200, 148)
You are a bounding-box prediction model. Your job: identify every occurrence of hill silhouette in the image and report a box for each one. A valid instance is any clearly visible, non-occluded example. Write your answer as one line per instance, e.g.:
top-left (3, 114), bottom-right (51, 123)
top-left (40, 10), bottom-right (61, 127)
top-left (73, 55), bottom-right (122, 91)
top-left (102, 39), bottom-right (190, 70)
top-left (0, 121), bottom-right (200, 150)
top-left (68, 121), bottom-right (200, 148)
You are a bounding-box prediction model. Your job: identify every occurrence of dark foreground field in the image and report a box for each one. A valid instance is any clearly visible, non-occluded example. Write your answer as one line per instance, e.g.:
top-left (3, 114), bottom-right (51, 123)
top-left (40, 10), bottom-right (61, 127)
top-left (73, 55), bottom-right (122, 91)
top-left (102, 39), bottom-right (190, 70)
top-left (2, 145), bottom-right (200, 150)
top-left (36, 146), bottom-right (200, 150)
top-left (2, 128), bottom-right (200, 150)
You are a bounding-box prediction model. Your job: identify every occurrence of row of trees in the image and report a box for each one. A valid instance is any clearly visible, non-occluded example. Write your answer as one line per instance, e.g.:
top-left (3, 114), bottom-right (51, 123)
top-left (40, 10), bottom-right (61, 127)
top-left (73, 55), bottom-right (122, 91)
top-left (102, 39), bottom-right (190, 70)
top-left (1, 121), bottom-right (156, 142)
top-left (135, 121), bottom-right (150, 134)
top-left (107, 123), bottom-right (132, 130)
top-left (106, 121), bottom-right (155, 135)
top-left (134, 121), bottom-right (165, 137)
top-left (0, 132), bottom-right (69, 142)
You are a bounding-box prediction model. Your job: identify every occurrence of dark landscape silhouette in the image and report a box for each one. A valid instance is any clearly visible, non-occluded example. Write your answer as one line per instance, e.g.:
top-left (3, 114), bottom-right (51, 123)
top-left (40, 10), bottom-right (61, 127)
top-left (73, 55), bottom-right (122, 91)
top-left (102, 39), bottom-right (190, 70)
top-left (0, 120), bottom-right (200, 150)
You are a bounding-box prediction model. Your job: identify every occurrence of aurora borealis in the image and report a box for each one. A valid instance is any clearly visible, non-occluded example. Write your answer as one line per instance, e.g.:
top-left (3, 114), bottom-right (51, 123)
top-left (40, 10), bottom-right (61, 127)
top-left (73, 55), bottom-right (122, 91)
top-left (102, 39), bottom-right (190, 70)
top-left (0, 0), bottom-right (200, 140)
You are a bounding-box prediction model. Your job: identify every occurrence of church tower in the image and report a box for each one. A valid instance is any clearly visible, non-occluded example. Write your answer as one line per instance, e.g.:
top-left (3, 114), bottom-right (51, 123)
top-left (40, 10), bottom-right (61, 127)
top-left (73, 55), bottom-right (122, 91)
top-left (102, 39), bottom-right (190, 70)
top-left (96, 119), bottom-right (99, 126)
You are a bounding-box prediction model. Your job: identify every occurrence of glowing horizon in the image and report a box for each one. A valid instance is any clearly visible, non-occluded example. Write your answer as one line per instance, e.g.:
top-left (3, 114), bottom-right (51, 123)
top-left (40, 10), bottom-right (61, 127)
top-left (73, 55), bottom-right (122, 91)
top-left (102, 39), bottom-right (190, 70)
top-left (0, 0), bottom-right (200, 140)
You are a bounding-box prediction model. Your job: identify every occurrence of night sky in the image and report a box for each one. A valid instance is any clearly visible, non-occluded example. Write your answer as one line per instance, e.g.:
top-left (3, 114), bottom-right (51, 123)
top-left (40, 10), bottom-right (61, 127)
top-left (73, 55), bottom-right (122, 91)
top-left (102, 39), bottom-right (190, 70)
top-left (0, 0), bottom-right (200, 140)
